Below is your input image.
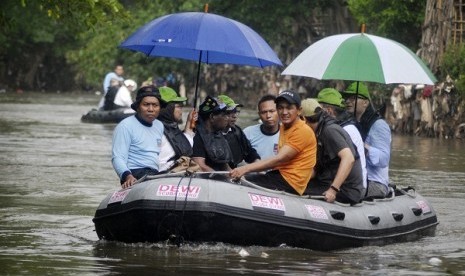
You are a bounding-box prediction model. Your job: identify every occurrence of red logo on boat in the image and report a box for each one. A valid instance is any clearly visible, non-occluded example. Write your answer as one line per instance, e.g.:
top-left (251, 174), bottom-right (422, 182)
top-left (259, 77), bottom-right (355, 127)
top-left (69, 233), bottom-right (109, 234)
top-left (108, 190), bottom-right (130, 204)
top-left (305, 204), bottom-right (329, 220)
top-left (248, 193), bottom-right (285, 211)
top-left (157, 184), bottom-right (201, 198)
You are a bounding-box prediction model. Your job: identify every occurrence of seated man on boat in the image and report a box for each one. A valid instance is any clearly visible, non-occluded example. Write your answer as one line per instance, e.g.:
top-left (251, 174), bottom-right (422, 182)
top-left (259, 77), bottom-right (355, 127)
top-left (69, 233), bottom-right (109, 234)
top-left (341, 82), bottom-right (391, 199)
top-left (158, 86), bottom-right (196, 172)
top-left (243, 94), bottom-right (280, 160)
top-left (316, 88), bottom-right (367, 195)
top-left (192, 96), bottom-right (232, 172)
top-left (302, 98), bottom-right (364, 204)
top-left (229, 90), bottom-right (317, 195)
top-left (218, 94), bottom-right (260, 168)
top-left (112, 79), bottom-right (138, 111)
top-left (111, 85), bottom-right (165, 189)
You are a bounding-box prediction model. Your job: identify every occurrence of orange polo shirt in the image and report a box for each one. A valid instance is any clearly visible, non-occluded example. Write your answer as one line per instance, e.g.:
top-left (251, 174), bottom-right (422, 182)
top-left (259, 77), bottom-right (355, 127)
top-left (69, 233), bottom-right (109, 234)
top-left (275, 119), bottom-right (316, 195)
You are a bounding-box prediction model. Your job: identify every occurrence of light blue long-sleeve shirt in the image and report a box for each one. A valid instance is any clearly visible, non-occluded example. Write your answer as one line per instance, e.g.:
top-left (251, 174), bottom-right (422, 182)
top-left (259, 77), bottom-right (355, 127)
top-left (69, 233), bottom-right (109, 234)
top-left (365, 119), bottom-right (391, 188)
top-left (112, 116), bottom-right (164, 179)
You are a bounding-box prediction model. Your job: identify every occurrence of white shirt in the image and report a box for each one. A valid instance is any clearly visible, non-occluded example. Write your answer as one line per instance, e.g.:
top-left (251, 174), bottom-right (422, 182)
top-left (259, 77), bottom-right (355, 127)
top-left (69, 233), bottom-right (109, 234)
top-left (343, 124), bottom-right (367, 188)
top-left (114, 85), bottom-right (133, 108)
top-left (159, 131), bottom-right (194, 172)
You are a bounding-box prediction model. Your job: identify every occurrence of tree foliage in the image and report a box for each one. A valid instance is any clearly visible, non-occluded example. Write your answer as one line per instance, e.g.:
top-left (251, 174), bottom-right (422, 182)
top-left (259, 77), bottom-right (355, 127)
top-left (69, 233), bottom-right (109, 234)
top-left (347, 0), bottom-right (426, 51)
top-left (0, 0), bottom-right (433, 94)
top-left (0, 0), bottom-right (128, 91)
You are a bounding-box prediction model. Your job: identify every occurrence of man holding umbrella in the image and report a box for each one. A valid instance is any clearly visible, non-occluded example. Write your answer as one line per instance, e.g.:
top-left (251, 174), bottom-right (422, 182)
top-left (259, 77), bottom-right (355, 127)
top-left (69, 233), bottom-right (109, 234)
top-left (342, 82), bottom-right (391, 199)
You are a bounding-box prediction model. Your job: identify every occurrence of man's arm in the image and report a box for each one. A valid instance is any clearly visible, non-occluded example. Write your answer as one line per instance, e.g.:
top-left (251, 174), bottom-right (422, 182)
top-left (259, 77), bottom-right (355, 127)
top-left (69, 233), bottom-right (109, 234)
top-left (229, 144), bottom-right (298, 179)
top-left (323, 148), bottom-right (355, 203)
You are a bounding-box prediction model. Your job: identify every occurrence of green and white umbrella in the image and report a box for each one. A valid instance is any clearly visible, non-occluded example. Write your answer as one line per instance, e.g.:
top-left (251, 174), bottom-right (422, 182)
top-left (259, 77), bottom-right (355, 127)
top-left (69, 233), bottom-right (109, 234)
top-left (281, 33), bottom-right (437, 85)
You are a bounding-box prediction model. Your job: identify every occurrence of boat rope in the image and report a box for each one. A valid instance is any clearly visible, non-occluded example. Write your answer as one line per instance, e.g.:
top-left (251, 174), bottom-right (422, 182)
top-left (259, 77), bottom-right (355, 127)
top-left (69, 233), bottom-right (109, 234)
top-left (177, 173), bottom-right (195, 246)
top-left (169, 173), bottom-right (187, 247)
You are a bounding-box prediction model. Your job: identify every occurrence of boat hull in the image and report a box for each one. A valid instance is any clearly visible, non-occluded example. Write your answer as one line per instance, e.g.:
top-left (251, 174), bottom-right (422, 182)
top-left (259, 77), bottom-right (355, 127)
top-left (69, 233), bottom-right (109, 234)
top-left (81, 108), bottom-right (134, 124)
top-left (93, 175), bottom-right (438, 251)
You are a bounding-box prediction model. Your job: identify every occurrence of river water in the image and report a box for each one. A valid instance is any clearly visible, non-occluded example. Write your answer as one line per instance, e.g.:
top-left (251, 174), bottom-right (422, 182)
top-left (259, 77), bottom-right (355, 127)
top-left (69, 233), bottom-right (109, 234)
top-left (1, 92), bottom-right (464, 275)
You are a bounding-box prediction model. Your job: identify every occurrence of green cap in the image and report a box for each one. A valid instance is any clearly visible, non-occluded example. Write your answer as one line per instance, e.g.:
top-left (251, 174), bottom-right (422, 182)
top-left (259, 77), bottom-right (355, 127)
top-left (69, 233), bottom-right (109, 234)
top-left (342, 82), bottom-right (370, 99)
top-left (217, 94), bottom-right (243, 111)
top-left (317, 88), bottom-right (345, 108)
top-left (159, 86), bottom-right (187, 103)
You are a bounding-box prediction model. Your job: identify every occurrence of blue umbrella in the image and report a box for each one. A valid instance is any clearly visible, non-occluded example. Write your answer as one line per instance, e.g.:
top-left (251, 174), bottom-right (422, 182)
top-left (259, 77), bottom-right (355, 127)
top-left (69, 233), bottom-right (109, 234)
top-left (120, 11), bottom-right (282, 107)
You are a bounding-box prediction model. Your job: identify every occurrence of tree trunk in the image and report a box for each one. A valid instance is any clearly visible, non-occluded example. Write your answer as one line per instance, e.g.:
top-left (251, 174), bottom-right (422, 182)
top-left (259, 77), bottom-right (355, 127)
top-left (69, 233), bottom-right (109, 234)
top-left (418, 0), bottom-right (454, 74)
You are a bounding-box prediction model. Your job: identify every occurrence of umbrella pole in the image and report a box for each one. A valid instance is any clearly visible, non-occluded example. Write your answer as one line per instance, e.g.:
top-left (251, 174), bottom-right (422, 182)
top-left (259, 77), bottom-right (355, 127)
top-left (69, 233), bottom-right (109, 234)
top-left (354, 81), bottom-right (359, 118)
top-left (193, 51), bottom-right (203, 109)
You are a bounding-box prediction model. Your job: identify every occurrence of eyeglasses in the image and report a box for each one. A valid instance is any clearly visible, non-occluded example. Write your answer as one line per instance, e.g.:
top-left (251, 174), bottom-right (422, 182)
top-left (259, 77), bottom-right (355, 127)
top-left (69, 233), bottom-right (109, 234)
top-left (345, 95), bottom-right (367, 101)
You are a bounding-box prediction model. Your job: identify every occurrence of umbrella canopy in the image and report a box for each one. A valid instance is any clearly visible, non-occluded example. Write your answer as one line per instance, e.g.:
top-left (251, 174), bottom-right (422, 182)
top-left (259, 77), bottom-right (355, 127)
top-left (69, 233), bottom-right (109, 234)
top-left (281, 33), bottom-right (436, 85)
top-left (120, 12), bottom-right (282, 107)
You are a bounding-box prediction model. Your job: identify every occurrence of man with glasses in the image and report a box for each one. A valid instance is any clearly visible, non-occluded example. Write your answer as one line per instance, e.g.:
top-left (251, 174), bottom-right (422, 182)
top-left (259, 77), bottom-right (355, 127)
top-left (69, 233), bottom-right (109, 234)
top-left (302, 98), bottom-right (364, 204)
top-left (218, 95), bottom-right (260, 169)
top-left (244, 94), bottom-right (280, 160)
top-left (342, 82), bottom-right (391, 199)
top-left (230, 90), bottom-right (316, 196)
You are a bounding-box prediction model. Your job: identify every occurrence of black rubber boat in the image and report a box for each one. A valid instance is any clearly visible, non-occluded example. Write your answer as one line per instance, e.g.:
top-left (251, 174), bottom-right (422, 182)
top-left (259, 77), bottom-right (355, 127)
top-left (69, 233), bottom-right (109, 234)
top-left (93, 173), bottom-right (438, 251)
top-left (81, 108), bottom-right (134, 124)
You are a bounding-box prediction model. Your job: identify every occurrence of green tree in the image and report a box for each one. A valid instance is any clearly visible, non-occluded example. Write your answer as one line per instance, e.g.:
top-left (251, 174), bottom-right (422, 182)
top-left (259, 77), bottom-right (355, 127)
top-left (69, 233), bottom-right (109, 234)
top-left (347, 0), bottom-right (426, 50)
top-left (0, 0), bottom-right (127, 91)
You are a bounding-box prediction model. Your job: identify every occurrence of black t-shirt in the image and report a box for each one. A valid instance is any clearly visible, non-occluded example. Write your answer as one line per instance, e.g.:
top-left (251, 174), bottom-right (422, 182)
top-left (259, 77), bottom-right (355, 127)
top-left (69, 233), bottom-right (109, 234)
top-left (193, 133), bottom-right (230, 171)
top-left (223, 126), bottom-right (260, 168)
top-left (311, 120), bottom-right (364, 203)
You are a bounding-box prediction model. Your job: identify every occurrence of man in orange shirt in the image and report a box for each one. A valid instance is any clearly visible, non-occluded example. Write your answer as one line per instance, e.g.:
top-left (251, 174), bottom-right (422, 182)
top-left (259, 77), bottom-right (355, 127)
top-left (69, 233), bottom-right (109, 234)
top-left (230, 90), bottom-right (317, 195)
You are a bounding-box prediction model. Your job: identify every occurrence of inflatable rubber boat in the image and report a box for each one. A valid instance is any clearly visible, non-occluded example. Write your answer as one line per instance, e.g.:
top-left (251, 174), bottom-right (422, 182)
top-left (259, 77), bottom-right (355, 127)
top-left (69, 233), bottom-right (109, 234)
top-left (81, 108), bottom-right (135, 124)
top-left (92, 173), bottom-right (438, 251)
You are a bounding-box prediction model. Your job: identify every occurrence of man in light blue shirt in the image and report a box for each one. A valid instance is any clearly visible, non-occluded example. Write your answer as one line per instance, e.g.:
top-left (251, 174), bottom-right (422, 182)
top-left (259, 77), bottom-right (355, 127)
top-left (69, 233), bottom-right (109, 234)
top-left (112, 85), bottom-right (164, 189)
top-left (342, 82), bottom-right (391, 198)
top-left (243, 95), bottom-right (279, 160)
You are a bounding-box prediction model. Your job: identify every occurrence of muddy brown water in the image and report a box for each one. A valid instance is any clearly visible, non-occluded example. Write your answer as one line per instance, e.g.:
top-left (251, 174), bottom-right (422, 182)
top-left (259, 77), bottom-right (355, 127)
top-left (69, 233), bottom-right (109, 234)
top-left (1, 92), bottom-right (464, 275)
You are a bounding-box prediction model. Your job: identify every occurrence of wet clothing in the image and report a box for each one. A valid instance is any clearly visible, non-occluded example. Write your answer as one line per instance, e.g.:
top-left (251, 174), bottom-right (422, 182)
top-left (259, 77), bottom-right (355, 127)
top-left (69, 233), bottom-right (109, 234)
top-left (243, 124), bottom-right (279, 160)
top-left (192, 123), bottom-right (232, 171)
top-left (274, 119), bottom-right (317, 195)
top-left (307, 115), bottom-right (364, 204)
top-left (112, 114), bottom-right (164, 182)
top-left (223, 125), bottom-right (260, 168)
